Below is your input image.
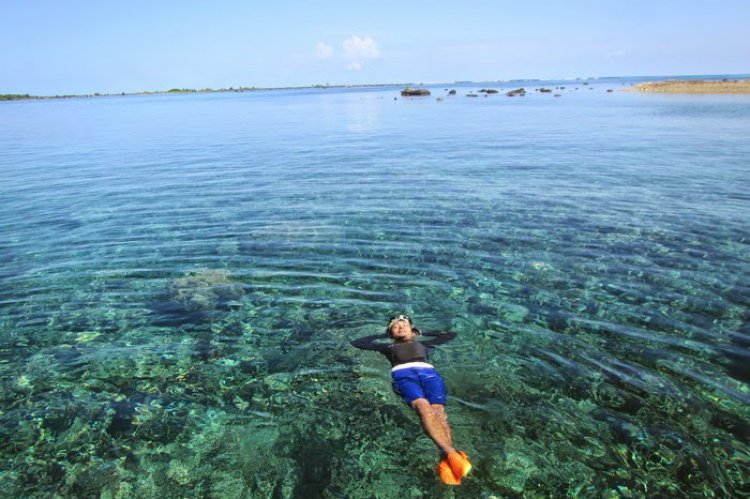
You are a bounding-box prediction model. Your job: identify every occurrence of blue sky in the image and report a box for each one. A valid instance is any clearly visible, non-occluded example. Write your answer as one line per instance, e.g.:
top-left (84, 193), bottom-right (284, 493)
top-left (1, 0), bottom-right (748, 94)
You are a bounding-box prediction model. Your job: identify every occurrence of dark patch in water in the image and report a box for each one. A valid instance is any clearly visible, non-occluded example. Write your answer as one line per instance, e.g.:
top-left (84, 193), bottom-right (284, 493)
top-left (292, 434), bottom-right (334, 497)
top-left (192, 340), bottom-right (222, 361)
top-left (710, 411), bottom-right (749, 443)
top-left (593, 410), bottom-right (643, 445)
top-left (467, 297), bottom-right (496, 316)
top-left (287, 327), bottom-right (316, 344)
top-left (51, 347), bottom-right (85, 368)
top-left (40, 405), bottom-right (77, 436)
top-left (107, 399), bottom-right (139, 436)
top-left (724, 285), bottom-right (750, 307)
top-left (147, 296), bottom-right (210, 327)
top-left (724, 330), bottom-right (750, 383)
top-left (675, 452), bottom-right (713, 489)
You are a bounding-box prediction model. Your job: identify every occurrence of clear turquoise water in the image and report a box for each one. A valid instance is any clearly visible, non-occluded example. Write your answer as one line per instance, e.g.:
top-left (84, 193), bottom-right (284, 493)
top-left (0, 79), bottom-right (749, 498)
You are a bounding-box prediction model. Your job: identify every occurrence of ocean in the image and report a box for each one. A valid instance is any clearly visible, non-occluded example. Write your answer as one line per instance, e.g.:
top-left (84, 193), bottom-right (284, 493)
top-left (0, 76), bottom-right (748, 497)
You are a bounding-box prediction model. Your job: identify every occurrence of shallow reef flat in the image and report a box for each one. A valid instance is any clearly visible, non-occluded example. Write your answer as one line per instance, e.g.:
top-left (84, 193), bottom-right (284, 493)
top-left (625, 79), bottom-right (750, 94)
top-left (1, 80), bottom-right (749, 497)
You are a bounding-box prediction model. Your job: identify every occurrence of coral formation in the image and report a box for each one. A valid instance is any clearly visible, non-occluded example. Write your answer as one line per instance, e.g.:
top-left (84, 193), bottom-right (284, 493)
top-left (170, 269), bottom-right (244, 312)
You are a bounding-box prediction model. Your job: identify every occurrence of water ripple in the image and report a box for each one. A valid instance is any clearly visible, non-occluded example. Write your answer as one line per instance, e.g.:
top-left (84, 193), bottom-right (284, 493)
top-left (1, 84), bottom-right (749, 497)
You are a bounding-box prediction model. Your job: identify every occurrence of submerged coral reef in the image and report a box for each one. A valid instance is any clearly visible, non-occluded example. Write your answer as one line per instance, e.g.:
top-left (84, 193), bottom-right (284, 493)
top-left (1, 227), bottom-right (748, 498)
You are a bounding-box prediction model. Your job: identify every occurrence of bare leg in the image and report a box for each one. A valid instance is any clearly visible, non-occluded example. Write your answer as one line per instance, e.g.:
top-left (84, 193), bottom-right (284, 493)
top-left (431, 404), bottom-right (453, 451)
top-left (411, 398), bottom-right (455, 454)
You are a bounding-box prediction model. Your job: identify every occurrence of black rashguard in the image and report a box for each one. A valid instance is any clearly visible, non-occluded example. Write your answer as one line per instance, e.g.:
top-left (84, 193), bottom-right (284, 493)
top-left (351, 331), bottom-right (456, 367)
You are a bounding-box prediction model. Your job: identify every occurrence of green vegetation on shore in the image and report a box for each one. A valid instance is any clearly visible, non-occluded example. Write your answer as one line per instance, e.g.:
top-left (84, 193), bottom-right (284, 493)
top-left (0, 82), bottom-right (408, 102)
top-left (7, 77), bottom-right (749, 102)
top-left (1, 93), bottom-right (92, 101)
top-left (1, 94), bottom-right (35, 101)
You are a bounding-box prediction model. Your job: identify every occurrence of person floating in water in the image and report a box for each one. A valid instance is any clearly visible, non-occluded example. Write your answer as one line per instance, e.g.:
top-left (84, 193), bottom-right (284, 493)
top-left (351, 314), bottom-right (472, 485)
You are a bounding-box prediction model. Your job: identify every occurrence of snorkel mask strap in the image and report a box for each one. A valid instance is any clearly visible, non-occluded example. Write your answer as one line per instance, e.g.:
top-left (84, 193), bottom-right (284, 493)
top-left (386, 314), bottom-right (418, 334)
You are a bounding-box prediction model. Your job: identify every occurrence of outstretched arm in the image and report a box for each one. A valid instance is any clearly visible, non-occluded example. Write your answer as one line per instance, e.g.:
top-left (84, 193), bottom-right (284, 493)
top-left (351, 333), bottom-right (391, 352)
top-left (420, 331), bottom-right (456, 347)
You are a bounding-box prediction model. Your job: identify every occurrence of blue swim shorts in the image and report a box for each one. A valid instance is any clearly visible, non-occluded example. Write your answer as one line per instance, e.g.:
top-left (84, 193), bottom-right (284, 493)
top-left (391, 363), bottom-right (447, 406)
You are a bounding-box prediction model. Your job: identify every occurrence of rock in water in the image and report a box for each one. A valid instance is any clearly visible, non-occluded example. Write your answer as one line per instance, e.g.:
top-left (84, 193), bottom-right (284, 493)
top-left (400, 88), bottom-right (431, 96)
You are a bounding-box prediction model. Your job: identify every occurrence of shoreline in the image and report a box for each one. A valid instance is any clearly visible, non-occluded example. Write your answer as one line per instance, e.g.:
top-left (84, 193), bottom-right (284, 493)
top-left (4, 75), bottom-right (750, 101)
top-left (625, 79), bottom-right (750, 94)
top-left (0, 83), bottom-right (411, 102)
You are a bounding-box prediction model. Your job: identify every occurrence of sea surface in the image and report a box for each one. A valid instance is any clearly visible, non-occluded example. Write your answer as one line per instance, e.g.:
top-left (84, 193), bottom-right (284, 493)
top-left (0, 76), bottom-right (748, 498)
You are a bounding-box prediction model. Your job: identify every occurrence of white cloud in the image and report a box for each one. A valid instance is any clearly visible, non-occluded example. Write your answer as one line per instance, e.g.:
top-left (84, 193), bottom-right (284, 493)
top-left (342, 35), bottom-right (380, 70)
top-left (316, 42), bottom-right (334, 59)
top-left (343, 36), bottom-right (380, 59)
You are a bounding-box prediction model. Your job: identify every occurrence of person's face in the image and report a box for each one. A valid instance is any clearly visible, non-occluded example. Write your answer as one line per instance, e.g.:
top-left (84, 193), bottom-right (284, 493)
top-left (389, 319), bottom-right (415, 342)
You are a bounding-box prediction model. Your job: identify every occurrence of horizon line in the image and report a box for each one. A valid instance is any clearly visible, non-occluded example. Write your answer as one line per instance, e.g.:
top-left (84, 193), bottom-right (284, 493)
top-left (3, 72), bottom-right (749, 101)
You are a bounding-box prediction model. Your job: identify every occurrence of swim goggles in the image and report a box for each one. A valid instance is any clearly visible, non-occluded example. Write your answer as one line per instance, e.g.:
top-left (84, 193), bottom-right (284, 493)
top-left (388, 314), bottom-right (412, 327)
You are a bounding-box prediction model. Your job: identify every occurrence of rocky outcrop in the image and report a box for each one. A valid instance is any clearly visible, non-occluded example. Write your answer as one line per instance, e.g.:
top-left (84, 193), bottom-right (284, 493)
top-left (400, 88), bottom-right (431, 96)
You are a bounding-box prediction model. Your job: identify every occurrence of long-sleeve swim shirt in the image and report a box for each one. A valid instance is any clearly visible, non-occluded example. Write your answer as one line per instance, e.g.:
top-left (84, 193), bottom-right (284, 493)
top-left (351, 331), bottom-right (456, 367)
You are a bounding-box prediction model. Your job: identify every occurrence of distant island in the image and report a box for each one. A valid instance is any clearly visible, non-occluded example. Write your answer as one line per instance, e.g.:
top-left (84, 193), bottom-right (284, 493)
top-left (5, 77), bottom-right (750, 102)
top-left (1, 94), bottom-right (40, 101)
top-left (0, 82), bottom-right (413, 102)
top-left (625, 79), bottom-right (750, 94)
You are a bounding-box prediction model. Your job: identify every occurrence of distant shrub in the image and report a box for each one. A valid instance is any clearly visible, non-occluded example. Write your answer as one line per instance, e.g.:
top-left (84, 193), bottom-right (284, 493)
top-left (0, 94), bottom-right (32, 101)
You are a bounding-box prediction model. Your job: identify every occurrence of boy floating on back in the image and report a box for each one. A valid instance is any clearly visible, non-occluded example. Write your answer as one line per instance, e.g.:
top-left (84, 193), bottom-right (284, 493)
top-left (351, 314), bottom-right (472, 485)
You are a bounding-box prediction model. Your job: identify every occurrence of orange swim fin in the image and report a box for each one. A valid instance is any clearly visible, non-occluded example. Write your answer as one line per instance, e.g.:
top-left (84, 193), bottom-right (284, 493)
top-left (446, 451), bottom-right (472, 479)
top-left (436, 458), bottom-right (461, 485)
